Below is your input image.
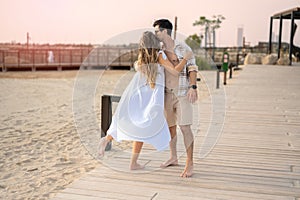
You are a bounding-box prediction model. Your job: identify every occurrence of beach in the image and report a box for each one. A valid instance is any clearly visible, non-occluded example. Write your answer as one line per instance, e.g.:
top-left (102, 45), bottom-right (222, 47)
top-left (0, 70), bottom-right (131, 199)
top-left (0, 68), bottom-right (212, 199)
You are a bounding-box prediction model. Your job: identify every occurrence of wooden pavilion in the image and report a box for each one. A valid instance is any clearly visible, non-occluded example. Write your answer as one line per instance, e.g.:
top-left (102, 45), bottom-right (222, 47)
top-left (268, 7), bottom-right (300, 65)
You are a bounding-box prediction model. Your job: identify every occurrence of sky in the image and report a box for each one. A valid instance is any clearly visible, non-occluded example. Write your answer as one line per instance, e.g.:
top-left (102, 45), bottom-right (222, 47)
top-left (0, 0), bottom-right (299, 47)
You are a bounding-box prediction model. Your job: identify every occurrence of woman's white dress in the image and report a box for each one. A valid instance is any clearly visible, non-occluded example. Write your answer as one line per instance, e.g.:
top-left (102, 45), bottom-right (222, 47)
top-left (107, 64), bottom-right (170, 151)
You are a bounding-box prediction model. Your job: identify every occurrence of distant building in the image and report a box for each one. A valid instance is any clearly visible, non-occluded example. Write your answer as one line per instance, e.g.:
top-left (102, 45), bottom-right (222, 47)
top-left (237, 26), bottom-right (243, 47)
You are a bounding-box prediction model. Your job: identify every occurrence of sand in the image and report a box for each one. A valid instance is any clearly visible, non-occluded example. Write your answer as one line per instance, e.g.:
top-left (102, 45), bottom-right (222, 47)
top-left (0, 69), bottom-right (211, 199)
top-left (0, 70), bottom-right (131, 199)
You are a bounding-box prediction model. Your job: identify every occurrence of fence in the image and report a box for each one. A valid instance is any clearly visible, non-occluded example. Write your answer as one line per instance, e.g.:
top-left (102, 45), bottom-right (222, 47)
top-left (0, 47), bottom-right (138, 72)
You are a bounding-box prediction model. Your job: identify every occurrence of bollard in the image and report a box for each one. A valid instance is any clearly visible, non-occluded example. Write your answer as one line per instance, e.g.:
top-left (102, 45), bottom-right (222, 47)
top-left (216, 69), bottom-right (220, 89)
top-left (229, 63), bottom-right (233, 79)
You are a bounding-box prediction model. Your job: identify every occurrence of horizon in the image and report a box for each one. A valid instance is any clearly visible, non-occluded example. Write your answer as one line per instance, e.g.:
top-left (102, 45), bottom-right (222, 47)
top-left (0, 0), bottom-right (299, 47)
top-left (0, 39), bottom-right (294, 47)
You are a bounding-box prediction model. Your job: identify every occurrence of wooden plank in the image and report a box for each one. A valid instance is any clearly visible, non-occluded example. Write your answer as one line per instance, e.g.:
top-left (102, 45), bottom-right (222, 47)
top-left (58, 177), bottom-right (294, 200)
top-left (52, 65), bottom-right (300, 200)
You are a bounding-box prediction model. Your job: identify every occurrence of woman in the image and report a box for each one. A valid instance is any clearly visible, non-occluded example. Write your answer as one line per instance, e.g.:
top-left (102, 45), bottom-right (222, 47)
top-left (98, 31), bottom-right (192, 170)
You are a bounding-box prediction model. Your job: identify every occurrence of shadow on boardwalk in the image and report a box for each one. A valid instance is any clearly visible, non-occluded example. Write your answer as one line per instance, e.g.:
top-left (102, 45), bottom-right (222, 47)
top-left (53, 65), bottom-right (300, 200)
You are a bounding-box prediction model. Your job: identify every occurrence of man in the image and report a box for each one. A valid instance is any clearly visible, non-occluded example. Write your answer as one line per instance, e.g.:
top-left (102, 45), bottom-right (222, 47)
top-left (153, 19), bottom-right (198, 177)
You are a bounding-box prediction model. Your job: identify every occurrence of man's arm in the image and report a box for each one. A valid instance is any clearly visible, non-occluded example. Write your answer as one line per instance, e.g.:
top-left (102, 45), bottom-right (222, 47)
top-left (185, 43), bottom-right (198, 103)
top-left (187, 70), bottom-right (198, 103)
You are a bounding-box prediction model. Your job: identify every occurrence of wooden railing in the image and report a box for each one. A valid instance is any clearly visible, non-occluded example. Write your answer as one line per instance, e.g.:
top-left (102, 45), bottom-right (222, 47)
top-left (101, 95), bottom-right (121, 151)
top-left (0, 47), bottom-right (138, 72)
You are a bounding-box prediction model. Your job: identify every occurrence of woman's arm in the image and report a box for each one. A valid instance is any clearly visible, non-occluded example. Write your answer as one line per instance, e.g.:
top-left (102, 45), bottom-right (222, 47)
top-left (158, 52), bottom-right (192, 75)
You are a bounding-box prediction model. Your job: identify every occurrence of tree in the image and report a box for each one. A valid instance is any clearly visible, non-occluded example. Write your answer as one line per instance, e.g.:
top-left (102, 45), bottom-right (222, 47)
top-left (193, 15), bottom-right (225, 59)
top-left (185, 34), bottom-right (202, 51)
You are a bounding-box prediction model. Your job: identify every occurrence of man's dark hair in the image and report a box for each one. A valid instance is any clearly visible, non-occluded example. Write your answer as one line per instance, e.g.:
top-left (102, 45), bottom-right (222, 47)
top-left (153, 19), bottom-right (173, 36)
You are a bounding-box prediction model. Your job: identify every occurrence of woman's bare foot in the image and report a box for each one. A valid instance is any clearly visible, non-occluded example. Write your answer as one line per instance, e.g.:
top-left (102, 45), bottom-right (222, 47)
top-left (160, 158), bottom-right (179, 168)
top-left (98, 137), bottom-right (109, 157)
top-left (180, 164), bottom-right (193, 178)
top-left (130, 163), bottom-right (145, 170)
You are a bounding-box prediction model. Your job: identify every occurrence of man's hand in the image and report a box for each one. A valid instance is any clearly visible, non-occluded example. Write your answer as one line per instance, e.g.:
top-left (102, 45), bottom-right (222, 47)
top-left (187, 88), bottom-right (198, 103)
top-left (183, 51), bottom-right (193, 61)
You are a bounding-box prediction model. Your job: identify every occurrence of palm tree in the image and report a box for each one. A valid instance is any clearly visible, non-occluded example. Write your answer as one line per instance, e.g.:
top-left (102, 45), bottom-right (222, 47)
top-left (193, 15), bottom-right (225, 59)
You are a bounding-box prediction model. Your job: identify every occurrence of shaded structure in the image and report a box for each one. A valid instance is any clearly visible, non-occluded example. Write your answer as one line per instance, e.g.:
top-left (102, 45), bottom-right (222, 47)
top-left (269, 7), bottom-right (300, 65)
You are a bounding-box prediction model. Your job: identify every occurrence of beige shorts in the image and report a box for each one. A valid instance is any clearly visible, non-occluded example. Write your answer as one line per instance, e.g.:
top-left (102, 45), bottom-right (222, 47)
top-left (164, 90), bottom-right (193, 127)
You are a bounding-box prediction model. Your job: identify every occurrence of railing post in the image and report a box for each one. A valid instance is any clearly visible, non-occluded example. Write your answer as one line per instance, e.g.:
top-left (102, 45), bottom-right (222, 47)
top-left (18, 50), bottom-right (20, 68)
top-left (32, 49), bottom-right (36, 71)
top-left (1, 50), bottom-right (6, 72)
top-left (58, 49), bottom-right (62, 71)
top-left (106, 48), bottom-right (109, 68)
top-left (70, 49), bottom-right (72, 67)
top-left (101, 95), bottom-right (112, 151)
top-left (46, 49), bottom-right (48, 67)
top-left (96, 47), bottom-right (99, 67)
top-left (118, 48), bottom-right (121, 66)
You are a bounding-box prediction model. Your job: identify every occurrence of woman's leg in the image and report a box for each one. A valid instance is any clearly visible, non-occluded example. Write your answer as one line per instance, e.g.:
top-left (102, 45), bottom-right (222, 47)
top-left (98, 135), bottom-right (113, 157)
top-left (130, 141), bottom-right (144, 170)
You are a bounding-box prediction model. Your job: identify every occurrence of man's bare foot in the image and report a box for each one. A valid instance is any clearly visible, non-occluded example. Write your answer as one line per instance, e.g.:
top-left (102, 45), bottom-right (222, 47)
top-left (160, 158), bottom-right (179, 168)
top-left (98, 137), bottom-right (109, 157)
top-left (130, 163), bottom-right (145, 170)
top-left (180, 164), bottom-right (193, 178)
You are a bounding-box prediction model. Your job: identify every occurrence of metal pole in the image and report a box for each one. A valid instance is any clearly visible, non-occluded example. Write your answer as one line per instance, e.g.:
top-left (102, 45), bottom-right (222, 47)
top-left (278, 15), bottom-right (283, 59)
top-left (216, 70), bottom-right (220, 89)
top-left (289, 12), bottom-right (295, 66)
top-left (174, 16), bottom-right (177, 40)
top-left (212, 28), bottom-right (215, 61)
top-left (223, 71), bottom-right (227, 85)
top-left (205, 27), bottom-right (208, 59)
top-left (268, 17), bottom-right (273, 54)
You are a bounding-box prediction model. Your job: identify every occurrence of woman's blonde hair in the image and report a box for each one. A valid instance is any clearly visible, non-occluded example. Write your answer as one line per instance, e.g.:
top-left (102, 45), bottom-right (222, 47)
top-left (136, 31), bottom-right (160, 89)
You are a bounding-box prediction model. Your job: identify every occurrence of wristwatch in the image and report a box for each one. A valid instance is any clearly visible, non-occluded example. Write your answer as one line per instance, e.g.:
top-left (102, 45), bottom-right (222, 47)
top-left (188, 85), bottom-right (197, 89)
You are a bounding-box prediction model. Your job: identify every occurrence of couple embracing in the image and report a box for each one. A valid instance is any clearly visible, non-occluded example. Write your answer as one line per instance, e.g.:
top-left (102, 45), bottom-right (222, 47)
top-left (98, 19), bottom-right (198, 178)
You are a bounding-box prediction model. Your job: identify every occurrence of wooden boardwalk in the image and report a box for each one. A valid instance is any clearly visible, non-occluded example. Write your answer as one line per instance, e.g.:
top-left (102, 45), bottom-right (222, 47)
top-left (53, 65), bottom-right (300, 200)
